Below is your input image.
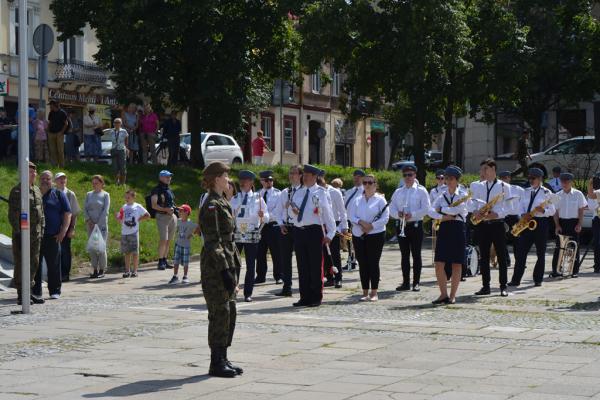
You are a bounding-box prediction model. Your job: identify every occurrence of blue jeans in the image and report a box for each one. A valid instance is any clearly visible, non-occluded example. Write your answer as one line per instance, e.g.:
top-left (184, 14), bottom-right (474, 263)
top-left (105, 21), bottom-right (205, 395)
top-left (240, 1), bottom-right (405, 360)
top-left (84, 134), bottom-right (101, 158)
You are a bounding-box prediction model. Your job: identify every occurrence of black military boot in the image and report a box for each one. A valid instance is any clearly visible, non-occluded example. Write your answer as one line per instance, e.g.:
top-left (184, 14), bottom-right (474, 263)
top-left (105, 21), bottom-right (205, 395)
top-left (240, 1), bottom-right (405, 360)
top-left (224, 347), bottom-right (243, 375)
top-left (208, 347), bottom-right (236, 378)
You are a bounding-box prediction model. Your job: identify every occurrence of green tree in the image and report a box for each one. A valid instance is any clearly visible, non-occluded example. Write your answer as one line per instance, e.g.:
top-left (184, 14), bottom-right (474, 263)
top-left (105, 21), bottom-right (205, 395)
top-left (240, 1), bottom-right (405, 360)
top-left (50, 0), bottom-right (301, 167)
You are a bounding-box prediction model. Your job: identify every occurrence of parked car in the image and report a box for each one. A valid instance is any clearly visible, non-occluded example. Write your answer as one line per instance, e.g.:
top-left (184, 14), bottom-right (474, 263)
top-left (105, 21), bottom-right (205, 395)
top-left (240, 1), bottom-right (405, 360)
top-left (156, 132), bottom-right (244, 165)
top-left (78, 129), bottom-right (113, 163)
top-left (391, 151), bottom-right (443, 172)
top-left (528, 136), bottom-right (599, 178)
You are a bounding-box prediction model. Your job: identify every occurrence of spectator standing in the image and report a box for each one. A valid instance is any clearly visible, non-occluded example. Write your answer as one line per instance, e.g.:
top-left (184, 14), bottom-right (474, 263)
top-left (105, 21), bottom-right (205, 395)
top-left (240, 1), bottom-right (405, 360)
top-left (65, 111), bottom-right (80, 162)
top-left (16, 104), bottom-right (36, 161)
top-left (34, 170), bottom-right (72, 300)
top-left (0, 108), bottom-right (17, 160)
top-left (47, 100), bottom-right (69, 167)
top-left (168, 204), bottom-right (197, 284)
top-left (110, 118), bottom-right (129, 185)
top-left (162, 110), bottom-right (182, 166)
top-left (82, 105), bottom-right (102, 162)
top-left (116, 190), bottom-right (150, 278)
top-left (122, 103), bottom-right (139, 164)
top-left (139, 104), bottom-right (159, 164)
top-left (84, 175), bottom-right (110, 279)
top-left (33, 110), bottom-right (49, 162)
top-left (252, 130), bottom-right (269, 165)
top-left (54, 172), bottom-right (80, 282)
top-left (151, 170), bottom-right (177, 270)
top-left (512, 129), bottom-right (532, 177)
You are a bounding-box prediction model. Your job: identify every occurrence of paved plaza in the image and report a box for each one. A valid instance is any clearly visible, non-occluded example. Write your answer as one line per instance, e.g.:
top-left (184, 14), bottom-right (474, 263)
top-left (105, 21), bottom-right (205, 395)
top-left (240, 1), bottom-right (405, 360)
top-left (2, 240), bottom-right (600, 399)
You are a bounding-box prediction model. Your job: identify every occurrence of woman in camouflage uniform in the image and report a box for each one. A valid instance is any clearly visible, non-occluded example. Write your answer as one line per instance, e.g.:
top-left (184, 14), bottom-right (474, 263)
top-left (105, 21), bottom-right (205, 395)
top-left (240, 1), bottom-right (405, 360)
top-left (199, 161), bottom-right (243, 378)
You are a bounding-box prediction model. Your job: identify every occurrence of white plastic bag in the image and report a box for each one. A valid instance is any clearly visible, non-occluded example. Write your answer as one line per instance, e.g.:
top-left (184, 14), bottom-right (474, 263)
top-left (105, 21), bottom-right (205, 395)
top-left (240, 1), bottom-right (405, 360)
top-left (86, 224), bottom-right (106, 254)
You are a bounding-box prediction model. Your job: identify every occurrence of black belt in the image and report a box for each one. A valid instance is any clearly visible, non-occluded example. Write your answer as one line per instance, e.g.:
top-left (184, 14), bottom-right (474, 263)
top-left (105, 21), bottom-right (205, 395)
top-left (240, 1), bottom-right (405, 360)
top-left (480, 219), bottom-right (504, 224)
top-left (293, 224), bottom-right (321, 230)
top-left (559, 218), bottom-right (579, 222)
top-left (265, 221), bottom-right (277, 226)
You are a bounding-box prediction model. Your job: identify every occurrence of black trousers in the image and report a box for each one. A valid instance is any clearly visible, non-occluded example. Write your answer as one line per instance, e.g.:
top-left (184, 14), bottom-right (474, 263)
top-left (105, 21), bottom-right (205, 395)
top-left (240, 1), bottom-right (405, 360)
top-left (511, 217), bottom-right (549, 285)
top-left (504, 215), bottom-right (519, 266)
top-left (34, 235), bottom-right (62, 297)
top-left (236, 242), bottom-right (258, 298)
top-left (60, 237), bottom-right (72, 280)
top-left (552, 218), bottom-right (581, 275)
top-left (167, 139), bottom-right (179, 166)
top-left (324, 232), bottom-right (342, 282)
top-left (592, 217), bottom-right (600, 271)
top-left (293, 225), bottom-right (324, 304)
top-left (398, 221), bottom-right (423, 285)
top-left (477, 221), bottom-right (509, 289)
top-left (256, 223), bottom-right (282, 281)
top-left (353, 232), bottom-right (385, 290)
top-left (279, 226), bottom-right (294, 290)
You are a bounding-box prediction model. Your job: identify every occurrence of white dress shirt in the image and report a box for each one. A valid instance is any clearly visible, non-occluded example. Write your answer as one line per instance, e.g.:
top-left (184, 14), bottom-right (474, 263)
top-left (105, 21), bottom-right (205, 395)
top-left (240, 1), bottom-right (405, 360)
top-left (291, 183), bottom-right (336, 239)
top-left (389, 183), bottom-right (431, 222)
top-left (429, 188), bottom-right (470, 222)
top-left (350, 193), bottom-right (389, 236)
top-left (547, 177), bottom-right (561, 193)
top-left (429, 184), bottom-right (447, 204)
top-left (555, 188), bottom-right (587, 219)
top-left (258, 187), bottom-right (281, 224)
top-left (505, 184), bottom-right (525, 216)
top-left (274, 184), bottom-right (301, 226)
top-left (468, 179), bottom-right (512, 219)
top-left (231, 190), bottom-right (268, 231)
top-left (586, 189), bottom-right (600, 214)
top-left (327, 185), bottom-right (348, 231)
top-left (344, 185), bottom-right (363, 213)
top-left (518, 185), bottom-right (556, 217)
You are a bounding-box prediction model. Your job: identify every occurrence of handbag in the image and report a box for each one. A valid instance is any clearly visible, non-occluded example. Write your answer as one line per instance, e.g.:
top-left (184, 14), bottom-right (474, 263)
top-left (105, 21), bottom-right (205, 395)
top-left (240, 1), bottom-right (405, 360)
top-left (94, 127), bottom-right (104, 136)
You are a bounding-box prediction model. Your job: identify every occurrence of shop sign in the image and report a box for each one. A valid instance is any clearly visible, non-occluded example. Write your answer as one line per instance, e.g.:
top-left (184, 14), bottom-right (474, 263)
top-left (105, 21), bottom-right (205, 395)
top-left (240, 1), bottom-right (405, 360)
top-left (48, 89), bottom-right (118, 106)
top-left (370, 119), bottom-right (385, 132)
top-left (0, 75), bottom-right (8, 96)
top-left (335, 119), bottom-right (356, 144)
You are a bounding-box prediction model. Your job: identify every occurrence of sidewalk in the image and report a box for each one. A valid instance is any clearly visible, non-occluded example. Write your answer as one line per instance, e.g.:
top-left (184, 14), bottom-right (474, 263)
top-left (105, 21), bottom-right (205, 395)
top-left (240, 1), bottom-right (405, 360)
top-left (2, 243), bottom-right (600, 399)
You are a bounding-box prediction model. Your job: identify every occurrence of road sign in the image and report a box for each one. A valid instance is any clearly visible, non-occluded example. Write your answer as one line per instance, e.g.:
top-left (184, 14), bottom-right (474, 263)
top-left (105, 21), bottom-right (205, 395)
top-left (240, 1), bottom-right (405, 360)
top-left (33, 24), bottom-right (54, 56)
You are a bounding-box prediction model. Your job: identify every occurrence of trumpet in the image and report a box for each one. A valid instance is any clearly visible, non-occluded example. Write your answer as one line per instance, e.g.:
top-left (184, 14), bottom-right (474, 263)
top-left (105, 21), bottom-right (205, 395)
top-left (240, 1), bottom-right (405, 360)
top-left (470, 191), bottom-right (505, 225)
top-left (556, 234), bottom-right (578, 276)
top-left (433, 190), bottom-right (472, 231)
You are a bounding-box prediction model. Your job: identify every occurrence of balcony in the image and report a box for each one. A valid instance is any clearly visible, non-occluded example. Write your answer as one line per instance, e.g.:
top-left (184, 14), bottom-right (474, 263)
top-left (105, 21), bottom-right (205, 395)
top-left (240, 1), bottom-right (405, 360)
top-left (55, 60), bottom-right (108, 86)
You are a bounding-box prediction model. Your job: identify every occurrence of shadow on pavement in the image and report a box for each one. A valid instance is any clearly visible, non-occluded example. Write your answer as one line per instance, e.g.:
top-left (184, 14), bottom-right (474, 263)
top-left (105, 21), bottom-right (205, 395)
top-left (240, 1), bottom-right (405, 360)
top-left (82, 374), bottom-right (211, 398)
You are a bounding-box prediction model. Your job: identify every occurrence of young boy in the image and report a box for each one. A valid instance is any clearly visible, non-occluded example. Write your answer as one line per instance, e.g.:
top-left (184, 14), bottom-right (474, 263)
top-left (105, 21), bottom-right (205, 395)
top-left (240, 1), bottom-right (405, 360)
top-left (117, 190), bottom-right (150, 278)
top-left (168, 204), bottom-right (197, 284)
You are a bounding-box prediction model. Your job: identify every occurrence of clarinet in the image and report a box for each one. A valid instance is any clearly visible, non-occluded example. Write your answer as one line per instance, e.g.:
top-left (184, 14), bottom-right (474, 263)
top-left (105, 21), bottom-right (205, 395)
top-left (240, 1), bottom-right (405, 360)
top-left (361, 201), bottom-right (390, 238)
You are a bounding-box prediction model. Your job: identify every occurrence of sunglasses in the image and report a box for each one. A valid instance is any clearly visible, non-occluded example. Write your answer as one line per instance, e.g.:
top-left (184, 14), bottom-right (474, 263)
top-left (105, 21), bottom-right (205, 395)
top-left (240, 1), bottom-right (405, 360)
top-left (436, 176), bottom-right (444, 180)
top-left (403, 173), bottom-right (415, 177)
top-left (363, 181), bottom-right (375, 185)
top-left (261, 178), bottom-right (273, 182)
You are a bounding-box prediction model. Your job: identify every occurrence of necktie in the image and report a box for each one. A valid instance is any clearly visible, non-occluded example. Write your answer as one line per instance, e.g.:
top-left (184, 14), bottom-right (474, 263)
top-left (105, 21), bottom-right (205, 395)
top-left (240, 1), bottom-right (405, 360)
top-left (263, 190), bottom-right (268, 204)
top-left (527, 188), bottom-right (540, 213)
top-left (238, 193), bottom-right (248, 217)
top-left (297, 188), bottom-right (310, 222)
top-left (345, 188), bottom-right (358, 208)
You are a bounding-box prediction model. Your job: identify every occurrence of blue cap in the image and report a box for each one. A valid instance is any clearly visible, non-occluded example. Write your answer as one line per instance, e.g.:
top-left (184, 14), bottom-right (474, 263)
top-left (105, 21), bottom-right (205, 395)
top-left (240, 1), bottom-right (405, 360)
top-left (498, 170), bottom-right (511, 178)
top-left (159, 170), bottom-right (173, 177)
top-left (259, 170), bottom-right (273, 179)
top-left (560, 172), bottom-right (574, 181)
top-left (435, 169), bottom-right (445, 177)
top-left (402, 164), bottom-right (417, 172)
top-left (238, 170), bottom-right (256, 180)
top-left (318, 169), bottom-right (325, 177)
top-left (444, 166), bottom-right (462, 178)
top-left (528, 168), bottom-right (543, 178)
top-left (552, 166), bottom-right (562, 173)
top-left (303, 164), bottom-right (321, 175)
top-left (353, 169), bottom-right (366, 177)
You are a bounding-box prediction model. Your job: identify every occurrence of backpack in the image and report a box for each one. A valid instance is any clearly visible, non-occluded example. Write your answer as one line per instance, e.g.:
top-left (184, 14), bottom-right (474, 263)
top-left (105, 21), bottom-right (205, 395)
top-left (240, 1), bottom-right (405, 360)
top-left (145, 194), bottom-right (156, 218)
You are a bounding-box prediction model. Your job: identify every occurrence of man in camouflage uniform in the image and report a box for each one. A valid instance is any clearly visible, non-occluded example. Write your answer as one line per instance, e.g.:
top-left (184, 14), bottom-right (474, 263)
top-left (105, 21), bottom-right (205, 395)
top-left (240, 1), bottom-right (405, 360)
top-left (199, 161), bottom-right (243, 378)
top-left (9, 162), bottom-right (45, 305)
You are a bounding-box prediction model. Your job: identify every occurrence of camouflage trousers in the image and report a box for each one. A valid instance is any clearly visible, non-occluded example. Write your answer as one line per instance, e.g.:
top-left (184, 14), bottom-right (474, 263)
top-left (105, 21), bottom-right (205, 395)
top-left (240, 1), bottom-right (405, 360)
top-left (11, 232), bottom-right (42, 294)
top-left (207, 299), bottom-right (237, 348)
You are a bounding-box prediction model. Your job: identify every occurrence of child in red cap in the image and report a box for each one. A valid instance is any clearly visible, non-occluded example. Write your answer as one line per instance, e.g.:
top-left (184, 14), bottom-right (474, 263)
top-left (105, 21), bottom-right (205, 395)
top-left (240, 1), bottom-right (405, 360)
top-left (169, 204), bottom-right (197, 284)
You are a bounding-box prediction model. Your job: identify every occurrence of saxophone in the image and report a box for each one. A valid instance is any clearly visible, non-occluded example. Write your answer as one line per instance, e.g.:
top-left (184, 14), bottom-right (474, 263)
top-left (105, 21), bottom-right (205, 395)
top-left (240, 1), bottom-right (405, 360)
top-left (470, 191), bottom-right (505, 225)
top-left (433, 190), bottom-right (472, 231)
top-left (511, 195), bottom-right (556, 237)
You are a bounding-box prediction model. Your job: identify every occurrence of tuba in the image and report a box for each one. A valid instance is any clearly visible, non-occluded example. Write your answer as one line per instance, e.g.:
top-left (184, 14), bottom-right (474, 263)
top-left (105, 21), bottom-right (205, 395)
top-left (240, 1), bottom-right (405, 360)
top-left (470, 191), bottom-right (505, 225)
top-left (556, 234), bottom-right (578, 276)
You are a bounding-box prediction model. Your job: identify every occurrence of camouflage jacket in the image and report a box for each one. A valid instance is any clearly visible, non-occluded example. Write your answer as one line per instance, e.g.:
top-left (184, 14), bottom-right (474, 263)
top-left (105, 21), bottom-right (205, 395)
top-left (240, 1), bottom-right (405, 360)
top-left (8, 183), bottom-right (45, 236)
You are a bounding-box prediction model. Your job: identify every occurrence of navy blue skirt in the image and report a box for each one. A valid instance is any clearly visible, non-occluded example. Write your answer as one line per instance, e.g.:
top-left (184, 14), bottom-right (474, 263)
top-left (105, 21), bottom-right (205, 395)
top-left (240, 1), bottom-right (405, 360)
top-left (435, 220), bottom-right (466, 264)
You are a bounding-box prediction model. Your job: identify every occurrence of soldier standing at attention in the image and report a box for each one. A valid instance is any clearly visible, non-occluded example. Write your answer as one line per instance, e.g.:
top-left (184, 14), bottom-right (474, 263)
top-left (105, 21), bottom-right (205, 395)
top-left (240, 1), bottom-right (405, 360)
top-left (199, 161), bottom-right (243, 378)
top-left (9, 162), bottom-right (45, 305)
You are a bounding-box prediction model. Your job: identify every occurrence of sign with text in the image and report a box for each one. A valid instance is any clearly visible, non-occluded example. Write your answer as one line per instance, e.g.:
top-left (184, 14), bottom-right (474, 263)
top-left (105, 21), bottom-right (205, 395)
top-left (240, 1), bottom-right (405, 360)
top-left (48, 89), bottom-right (118, 106)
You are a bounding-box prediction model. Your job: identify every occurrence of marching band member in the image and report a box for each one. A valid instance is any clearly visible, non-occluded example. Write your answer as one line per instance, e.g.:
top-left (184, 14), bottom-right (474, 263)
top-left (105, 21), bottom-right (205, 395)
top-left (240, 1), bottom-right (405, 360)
top-left (318, 170), bottom-right (348, 289)
top-left (586, 173), bottom-right (600, 274)
top-left (343, 169), bottom-right (365, 271)
top-left (230, 170), bottom-right (268, 302)
top-left (429, 169), bottom-right (447, 203)
top-left (547, 166), bottom-right (562, 193)
top-left (499, 170), bottom-right (524, 267)
top-left (350, 174), bottom-right (389, 302)
top-left (508, 168), bottom-right (556, 287)
top-left (550, 172), bottom-right (587, 278)
top-left (469, 158), bottom-right (512, 297)
top-left (255, 170), bottom-right (283, 284)
top-left (429, 166), bottom-right (469, 304)
top-left (290, 164), bottom-right (336, 307)
top-left (274, 165), bottom-right (303, 297)
top-left (390, 165), bottom-right (430, 292)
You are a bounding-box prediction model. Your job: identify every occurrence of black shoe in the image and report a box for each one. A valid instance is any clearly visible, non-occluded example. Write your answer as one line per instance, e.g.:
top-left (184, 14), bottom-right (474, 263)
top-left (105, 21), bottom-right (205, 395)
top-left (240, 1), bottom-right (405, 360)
top-left (224, 348), bottom-right (243, 375)
top-left (396, 283), bottom-right (410, 291)
top-left (157, 263), bottom-right (166, 271)
top-left (89, 270), bottom-right (99, 279)
top-left (62, 276), bottom-right (70, 282)
top-left (507, 281), bottom-right (519, 287)
top-left (276, 289), bottom-right (293, 297)
top-left (308, 302), bottom-right (321, 307)
top-left (474, 287), bottom-right (491, 296)
top-left (571, 274), bottom-right (579, 278)
top-left (461, 277), bottom-right (467, 282)
top-left (31, 295), bottom-right (45, 304)
top-left (335, 281), bottom-right (342, 289)
top-left (549, 272), bottom-right (561, 278)
top-left (165, 263), bottom-right (174, 270)
top-left (208, 347), bottom-right (236, 378)
top-left (254, 278), bottom-right (266, 284)
top-left (293, 300), bottom-right (308, 307)
top-left (534, 282), bottom-right (542, 287)
top-left (500, 288), bottom-right (509, 297)
top-left (323, 280), bottom-right (335, 287)
top-left (412, 284), bottom-right (420, 292)
top-left (17, 297), bottom-right (33, 305)
top-left (97, 270), bottom-right (105, 278)
top-left (432, 297), bottom-right (449, 305)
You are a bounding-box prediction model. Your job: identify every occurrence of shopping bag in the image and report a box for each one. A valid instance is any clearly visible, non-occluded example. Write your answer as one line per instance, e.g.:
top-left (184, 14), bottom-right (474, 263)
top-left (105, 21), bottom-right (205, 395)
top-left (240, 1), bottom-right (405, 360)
top-left (86, 224), bottom-right (106, 254)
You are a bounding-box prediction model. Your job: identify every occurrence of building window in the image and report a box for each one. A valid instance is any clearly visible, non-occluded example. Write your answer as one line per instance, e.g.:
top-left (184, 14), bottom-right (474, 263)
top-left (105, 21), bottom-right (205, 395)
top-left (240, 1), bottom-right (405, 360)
top-left (260, 113), bottom-right (275, 150)
top-left (59, 36), bottom-right (84, 63)
top-left (332, 68), bottom-right (341, 97)
top-left (283, 115), bottom-right (297, 153)
top-left (311, 72), bottom-right (321, 94)
top-left (10, 6), bottom-right (38, 57)
top-left (335, 144), bottom-right (353, 167)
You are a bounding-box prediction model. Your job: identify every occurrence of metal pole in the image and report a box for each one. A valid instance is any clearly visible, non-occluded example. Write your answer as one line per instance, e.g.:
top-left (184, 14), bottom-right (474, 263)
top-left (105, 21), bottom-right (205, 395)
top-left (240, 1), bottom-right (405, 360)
top-left (18, 0), bottom-right (31, 314)
top-left (280, 80), bottom-right (284, 165)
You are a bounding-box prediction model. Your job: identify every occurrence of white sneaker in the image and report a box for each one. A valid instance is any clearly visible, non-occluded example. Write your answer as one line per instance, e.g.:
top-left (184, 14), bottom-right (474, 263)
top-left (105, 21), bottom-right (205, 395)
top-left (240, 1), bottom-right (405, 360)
top-left (181, 277), bottom-right (190, 284)
top-left (359, 296), bottom-right (369, 302)
top-left (50, 294), bottom-right (60, 300)
top-left (368, 295), bottom-right (378, 302)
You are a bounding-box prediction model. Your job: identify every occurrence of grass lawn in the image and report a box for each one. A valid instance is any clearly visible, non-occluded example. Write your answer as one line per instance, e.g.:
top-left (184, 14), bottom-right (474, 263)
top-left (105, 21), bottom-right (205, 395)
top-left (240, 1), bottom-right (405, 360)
top-left (0, 161), bottom-right (479, 273)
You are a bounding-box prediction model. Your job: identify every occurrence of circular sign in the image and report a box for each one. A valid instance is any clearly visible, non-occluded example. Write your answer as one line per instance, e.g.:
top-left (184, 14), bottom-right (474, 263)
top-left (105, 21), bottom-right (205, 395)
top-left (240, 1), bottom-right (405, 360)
top-left (33, 24), bottom-right (54, 56)
top-left (317, 127), bottom-right (327, 139)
